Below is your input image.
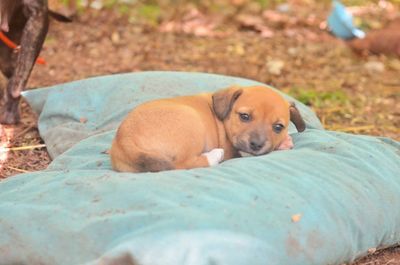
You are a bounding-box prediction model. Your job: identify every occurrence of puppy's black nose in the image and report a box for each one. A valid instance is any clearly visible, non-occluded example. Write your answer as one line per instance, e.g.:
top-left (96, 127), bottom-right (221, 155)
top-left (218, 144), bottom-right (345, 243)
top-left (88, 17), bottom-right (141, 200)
top-left (250, 140), bottom-right (265, 151)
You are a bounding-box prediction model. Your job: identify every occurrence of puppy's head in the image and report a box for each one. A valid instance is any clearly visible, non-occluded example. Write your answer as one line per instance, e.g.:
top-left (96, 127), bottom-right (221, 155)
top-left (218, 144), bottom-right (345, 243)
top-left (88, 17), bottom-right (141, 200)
top-left (212, 86), bottom-right (305, 156)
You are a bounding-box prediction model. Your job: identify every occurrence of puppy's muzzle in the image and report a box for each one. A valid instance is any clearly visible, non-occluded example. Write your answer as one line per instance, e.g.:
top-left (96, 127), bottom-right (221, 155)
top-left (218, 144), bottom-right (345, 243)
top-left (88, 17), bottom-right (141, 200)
top-left (249, 138), bottom-right (265, 152)
top-left (237, 133), bottom-right (272, 156)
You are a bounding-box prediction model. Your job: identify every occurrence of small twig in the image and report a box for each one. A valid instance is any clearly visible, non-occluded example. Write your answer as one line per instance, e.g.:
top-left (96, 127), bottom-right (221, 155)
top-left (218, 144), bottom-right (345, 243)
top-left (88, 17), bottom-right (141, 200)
top-left (320, 115), bottom-right (326, 127)
top-left (361, 262), bottom-right (374, 265)
top-left (14, 124), bottom-right (37, 139)
top-left (328, 125), bottom-right (375, 132)
top-left (382, 82), bottom-right (400, 87)
top-left (321, 107), bottom-right (343, 113)
top-left (0, 144), bottom-right (46, 152)
top-left (384, 258), bottom-right (395, 265)
top-left (384, 126), bottom-right (400, 131)
top-left (6, 166), bottom-right (30, 173)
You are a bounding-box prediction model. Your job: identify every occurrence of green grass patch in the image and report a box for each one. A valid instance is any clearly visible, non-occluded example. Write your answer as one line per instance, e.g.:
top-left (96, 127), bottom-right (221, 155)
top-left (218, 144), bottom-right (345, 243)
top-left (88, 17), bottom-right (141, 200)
top-left (137, 4), bottom-right (161, 25)
top-left (285, 87), bottom-right (349, 108)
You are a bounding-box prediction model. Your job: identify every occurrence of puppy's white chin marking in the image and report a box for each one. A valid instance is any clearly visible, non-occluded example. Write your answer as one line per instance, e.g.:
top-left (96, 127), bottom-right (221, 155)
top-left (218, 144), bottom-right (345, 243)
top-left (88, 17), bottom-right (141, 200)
top-left (203, 148), bottom-right (224, 166)
top-left (239, 151), bottom-right (253, 157)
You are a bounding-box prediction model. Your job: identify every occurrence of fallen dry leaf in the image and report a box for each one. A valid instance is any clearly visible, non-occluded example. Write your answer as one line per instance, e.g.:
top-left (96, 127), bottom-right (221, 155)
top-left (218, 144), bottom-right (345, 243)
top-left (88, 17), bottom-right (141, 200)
top-left (236, 14), bottom-right (275, 38)
top-left (159, 7), bottom-right (222, 37)
top-left (266, 59), bottom-right (285, 75)
top-left (368, 248), bottom-right (377, 254)
top-left (291, 214), bottom-right (302, 223)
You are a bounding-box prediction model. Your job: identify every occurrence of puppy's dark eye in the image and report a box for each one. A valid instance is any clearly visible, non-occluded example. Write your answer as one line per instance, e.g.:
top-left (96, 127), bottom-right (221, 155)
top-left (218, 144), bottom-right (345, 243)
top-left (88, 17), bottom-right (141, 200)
top-left (239, 113), bottom-right (251, 122)
top-left (273, 124), bottom-right (285, 133)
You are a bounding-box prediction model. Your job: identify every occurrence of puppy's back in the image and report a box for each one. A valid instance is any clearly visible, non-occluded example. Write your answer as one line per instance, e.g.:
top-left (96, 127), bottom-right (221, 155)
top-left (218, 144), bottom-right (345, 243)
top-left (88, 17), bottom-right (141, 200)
top-left (110, 96), bottom-right (215, 172)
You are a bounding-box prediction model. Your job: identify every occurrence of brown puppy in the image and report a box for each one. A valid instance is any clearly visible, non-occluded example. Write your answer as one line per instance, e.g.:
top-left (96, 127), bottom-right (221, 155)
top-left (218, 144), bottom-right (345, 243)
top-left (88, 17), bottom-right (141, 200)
top-left (110, 86), bottom-right (306, 173)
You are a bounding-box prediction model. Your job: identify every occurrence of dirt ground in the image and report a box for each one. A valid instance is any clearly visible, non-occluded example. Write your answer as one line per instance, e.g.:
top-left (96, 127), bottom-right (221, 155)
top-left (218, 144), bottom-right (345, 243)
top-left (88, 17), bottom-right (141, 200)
top-left (0, 0), bottom-right (399, 263)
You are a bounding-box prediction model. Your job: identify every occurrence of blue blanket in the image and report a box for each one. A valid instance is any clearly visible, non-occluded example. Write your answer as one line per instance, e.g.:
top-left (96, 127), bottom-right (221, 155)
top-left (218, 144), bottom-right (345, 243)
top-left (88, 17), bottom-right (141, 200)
top-left (0, 72), bottom-right (399, 265)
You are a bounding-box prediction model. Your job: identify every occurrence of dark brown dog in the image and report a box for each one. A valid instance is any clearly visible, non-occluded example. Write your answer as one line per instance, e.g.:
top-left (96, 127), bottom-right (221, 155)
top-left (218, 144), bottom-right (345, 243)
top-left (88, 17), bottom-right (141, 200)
top-left (0, 0), bottom-right (71, 124)
top-left (347, 18), bottom-right (400, 57)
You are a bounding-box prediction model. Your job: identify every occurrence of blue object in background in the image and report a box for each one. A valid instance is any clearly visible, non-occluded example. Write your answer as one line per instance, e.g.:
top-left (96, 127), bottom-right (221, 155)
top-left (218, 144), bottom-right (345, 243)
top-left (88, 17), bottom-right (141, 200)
top-left (328, 0), bottom-right (366, 39)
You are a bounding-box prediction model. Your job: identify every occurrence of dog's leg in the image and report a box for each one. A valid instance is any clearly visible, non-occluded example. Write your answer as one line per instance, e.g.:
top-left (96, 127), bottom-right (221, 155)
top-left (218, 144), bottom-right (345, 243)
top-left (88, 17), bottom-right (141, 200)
top-left (0, 43), bottom-right (14, 99)
top-left (176, 148), bottom-right (224, 169)
top-left (0, 2), bottom-right (49, 124)
top-left (276, 134), bottom-right (294, 150)
top-left (0, 71), bottom-right (7, 99)
top-left (202, 148), bottom-right (224, 166)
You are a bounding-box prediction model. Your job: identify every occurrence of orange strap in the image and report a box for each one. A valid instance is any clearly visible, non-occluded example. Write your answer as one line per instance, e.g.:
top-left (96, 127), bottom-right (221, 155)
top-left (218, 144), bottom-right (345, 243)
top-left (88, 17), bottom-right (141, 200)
top-left (0, 31), bottom-right (46, 65)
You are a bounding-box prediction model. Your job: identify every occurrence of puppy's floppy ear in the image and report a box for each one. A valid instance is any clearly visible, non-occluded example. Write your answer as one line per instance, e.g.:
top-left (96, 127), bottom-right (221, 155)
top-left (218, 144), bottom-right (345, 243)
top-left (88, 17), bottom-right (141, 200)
top-left (212, 86), bottom-right (243, 120)
top-left (289, 102), bottom-right (306, 132)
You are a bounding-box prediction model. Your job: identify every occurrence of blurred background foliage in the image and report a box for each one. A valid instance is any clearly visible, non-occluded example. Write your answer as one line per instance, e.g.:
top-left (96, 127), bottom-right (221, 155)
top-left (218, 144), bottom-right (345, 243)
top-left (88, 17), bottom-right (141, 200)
top-left (59, 0), bottom-right (400, 27)
top-left (45, 0), bottom-right (399, 139)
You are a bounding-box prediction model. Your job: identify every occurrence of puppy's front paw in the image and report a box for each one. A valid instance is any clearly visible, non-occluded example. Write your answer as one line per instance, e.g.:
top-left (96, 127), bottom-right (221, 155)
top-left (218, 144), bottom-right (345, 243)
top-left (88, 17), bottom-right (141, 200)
top-left (276, 134), bottom-right (294, 150)
top-left (202, 148), bottom-right (224, 166)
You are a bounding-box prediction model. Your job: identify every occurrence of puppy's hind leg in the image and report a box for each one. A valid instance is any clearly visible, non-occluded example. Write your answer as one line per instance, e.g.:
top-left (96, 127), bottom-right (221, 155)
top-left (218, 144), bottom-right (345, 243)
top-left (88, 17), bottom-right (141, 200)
top-left (276, 134), bottom-right (294, 150)
top-left (176, 148), bottom-right (224, 170)
top-left (112, 152), bottom-right (174, 173)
